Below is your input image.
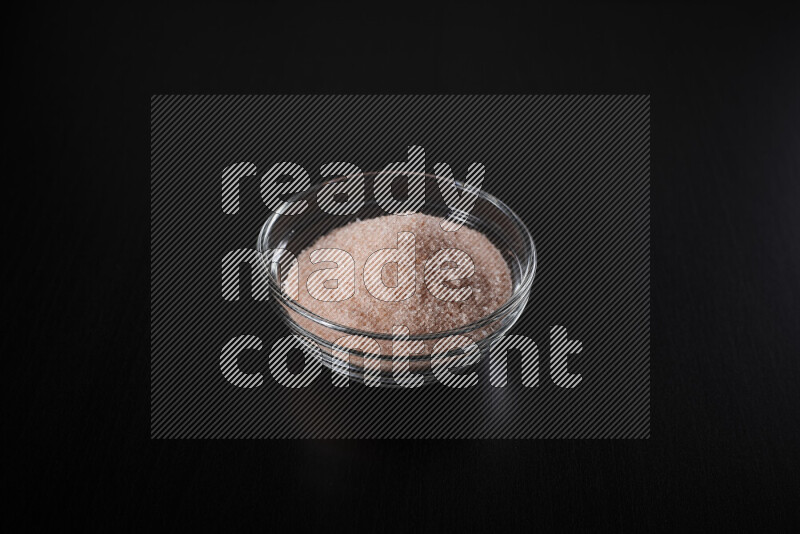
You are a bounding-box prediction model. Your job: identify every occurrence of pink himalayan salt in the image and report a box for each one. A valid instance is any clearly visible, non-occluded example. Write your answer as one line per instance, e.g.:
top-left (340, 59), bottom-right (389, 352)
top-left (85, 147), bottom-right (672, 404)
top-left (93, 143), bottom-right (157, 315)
top-left (283, 213), bottom-right (512, 366)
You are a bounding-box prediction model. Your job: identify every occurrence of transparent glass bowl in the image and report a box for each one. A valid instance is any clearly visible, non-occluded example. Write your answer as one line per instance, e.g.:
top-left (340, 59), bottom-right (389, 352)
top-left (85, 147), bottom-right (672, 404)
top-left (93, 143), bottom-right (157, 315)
top-left (257, 173), bottom-right (536, 386)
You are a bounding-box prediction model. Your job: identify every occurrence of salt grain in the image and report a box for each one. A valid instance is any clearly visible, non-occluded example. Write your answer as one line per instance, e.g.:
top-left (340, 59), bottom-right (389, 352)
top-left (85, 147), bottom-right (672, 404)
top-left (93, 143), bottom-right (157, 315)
top-left (287, 213), bottom-right (512, 340)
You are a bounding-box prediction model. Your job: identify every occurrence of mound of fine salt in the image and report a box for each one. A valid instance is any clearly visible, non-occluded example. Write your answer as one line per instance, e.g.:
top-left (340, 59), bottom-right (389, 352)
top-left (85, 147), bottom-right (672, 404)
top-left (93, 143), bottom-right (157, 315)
top-left (288, 213), bottom-right (512, 338)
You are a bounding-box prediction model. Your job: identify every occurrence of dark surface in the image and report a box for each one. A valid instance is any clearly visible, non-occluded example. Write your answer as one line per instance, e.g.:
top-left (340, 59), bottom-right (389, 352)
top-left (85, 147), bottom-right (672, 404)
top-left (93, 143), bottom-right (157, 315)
top-left (11, 3), bottom-right (799, 531)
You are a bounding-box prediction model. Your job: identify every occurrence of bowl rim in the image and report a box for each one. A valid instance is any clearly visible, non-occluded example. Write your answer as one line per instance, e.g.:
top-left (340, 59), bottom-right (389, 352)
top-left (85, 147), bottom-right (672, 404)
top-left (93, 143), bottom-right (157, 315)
top-left (257, 173), bottom-right (537, 342)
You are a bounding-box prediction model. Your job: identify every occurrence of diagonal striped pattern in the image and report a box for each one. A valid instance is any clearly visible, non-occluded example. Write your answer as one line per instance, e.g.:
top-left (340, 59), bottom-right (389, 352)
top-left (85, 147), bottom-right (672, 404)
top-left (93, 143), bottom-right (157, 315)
top-left (362, 231), bottom-right (416, 302)
top-left (316, 164), bottom-right (365, 215)
top-left (306, 248), bottom-right (355, 302)
top-left (435, 162), bottom-right (486, 232)
top-left (373, 146), bottom-right (426, 214)
top-left (490, 334), bottom-right (540, 388)
top-left (151, 95), bottom-right (649, 438)
top-left (431, 334), bottom-right (482, 388)
top-left (390, 326), bottom-right (428, 389)
top-left (424, 248), bottom-right (476, 302)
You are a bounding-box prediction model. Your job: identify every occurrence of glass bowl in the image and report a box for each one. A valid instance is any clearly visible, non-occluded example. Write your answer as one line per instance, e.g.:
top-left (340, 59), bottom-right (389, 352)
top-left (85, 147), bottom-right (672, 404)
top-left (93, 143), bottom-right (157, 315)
top-left (257, 172), bottom-right (536, 386)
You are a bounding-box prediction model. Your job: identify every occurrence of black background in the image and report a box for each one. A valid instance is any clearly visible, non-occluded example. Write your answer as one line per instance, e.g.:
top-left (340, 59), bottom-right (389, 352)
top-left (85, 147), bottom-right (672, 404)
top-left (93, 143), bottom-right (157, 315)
top-left (11, 3), bottom-right (799, 531)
